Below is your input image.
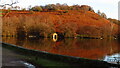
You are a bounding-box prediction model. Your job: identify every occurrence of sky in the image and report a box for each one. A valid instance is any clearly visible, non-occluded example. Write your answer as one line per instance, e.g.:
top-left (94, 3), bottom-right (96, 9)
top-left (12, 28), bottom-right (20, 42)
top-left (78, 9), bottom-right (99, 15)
top-left (0, 0), bottom-right (119, 19)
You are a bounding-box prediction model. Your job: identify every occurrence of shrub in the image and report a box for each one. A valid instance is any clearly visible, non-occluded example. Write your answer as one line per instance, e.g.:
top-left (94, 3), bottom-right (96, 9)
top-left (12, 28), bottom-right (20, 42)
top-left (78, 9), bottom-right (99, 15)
top-left (101, 13), bottom-right (107, 19)
top-left (63, 10), bottom-right (69, 13)
top-left (45, 4), bottom-right (59, 11)
top-left (30, 6), bottom-right (43, 11)
top-left (3, 15), bottom-right (55, 38)
top-left (71, 5), bottom-right (81, 10)
top-left (30, 4), bottom-right (95, 12)
top-left (7, 8), bottom-right (11, 13)
top-left (16, 25), bottom-right (26, 37)
top-left (97, 10), bottom-right (101, 15)
top-left (108, 18), bottom-right (120, 25)
top-left (22, 8), bottom-right (26, 11)
top-left (24, 15), bottom-right (55, 38)
top-left (57, 22), bottom-right (78, 37)
top-left (30, 10), bottom-right (35, 14)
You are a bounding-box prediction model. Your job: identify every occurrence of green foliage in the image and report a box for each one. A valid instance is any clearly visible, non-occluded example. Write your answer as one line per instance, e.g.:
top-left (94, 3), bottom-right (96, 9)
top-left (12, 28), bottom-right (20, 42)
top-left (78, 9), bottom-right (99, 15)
top-left (30, 4), bottom-right (94, 12)
top-left (101, 13), bottom-right (107, 19)
top-left (97, 10), bottom-right (101, 15)
top-left (22, 8), bottom-right (26, 11)
top-left (30, 10), bottom-right (35, 14)
top-left (63, 10), bottom-right (69, 13)
top-left (30, 6), bottom-right (43, 11)
top-left (7, 8), bottom-right (11, 13)
top-left (71, 5), bottom-right (81, 10)
top-left (80, 5), bottom-right (94, 12)
top-left (97, 10), bottom-right (107, 19)
top-left (45, 4), bottom-right (59, 11)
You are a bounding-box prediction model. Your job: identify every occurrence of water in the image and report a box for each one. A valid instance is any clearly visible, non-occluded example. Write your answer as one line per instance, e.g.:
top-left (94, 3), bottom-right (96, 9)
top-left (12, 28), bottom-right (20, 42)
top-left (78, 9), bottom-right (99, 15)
top-left (2, 37), bottom-right (120, 63)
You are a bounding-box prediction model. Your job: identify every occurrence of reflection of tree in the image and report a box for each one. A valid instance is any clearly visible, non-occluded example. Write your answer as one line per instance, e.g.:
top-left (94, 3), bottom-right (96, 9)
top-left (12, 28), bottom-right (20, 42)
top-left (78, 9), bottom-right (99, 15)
top-left (2, 38), bottom-right (120, 60)
top-left (15, 38), bottom-right (25, 46)
top-left (21, 38), bottom-right (55, 51)
top-left (51, 39), bottom-right (120, 59)
top-left (2, 37), bottom-right (17, 45)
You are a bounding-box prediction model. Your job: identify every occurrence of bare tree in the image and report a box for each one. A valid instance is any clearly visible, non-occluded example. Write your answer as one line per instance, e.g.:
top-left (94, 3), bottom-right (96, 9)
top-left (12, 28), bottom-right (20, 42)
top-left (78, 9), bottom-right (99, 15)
top-left (0, 0), bottom-right (19, 8)
top-left (97, 10), bottom-right (101, 15)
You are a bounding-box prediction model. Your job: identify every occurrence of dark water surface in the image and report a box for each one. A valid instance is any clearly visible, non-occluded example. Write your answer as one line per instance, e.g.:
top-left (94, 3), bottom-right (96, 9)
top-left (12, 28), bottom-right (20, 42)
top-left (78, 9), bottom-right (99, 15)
top-left (2, 37), bottom-right (120, 63)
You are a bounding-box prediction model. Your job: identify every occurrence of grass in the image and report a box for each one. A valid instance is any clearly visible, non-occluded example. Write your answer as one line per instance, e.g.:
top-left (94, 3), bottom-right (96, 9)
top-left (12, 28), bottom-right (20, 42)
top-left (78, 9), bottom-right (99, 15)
top-left (0, 11), bottom-right (2, 16)
top-left (0, 15), bottom-right (3, 16)
top-left (21, 56), bottom-right (70, 67)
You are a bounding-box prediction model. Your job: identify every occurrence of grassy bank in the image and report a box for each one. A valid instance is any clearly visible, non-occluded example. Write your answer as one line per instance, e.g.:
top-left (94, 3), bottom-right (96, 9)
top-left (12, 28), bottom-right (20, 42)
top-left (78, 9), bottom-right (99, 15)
top-left (2, 42), bottom-right (120, 68)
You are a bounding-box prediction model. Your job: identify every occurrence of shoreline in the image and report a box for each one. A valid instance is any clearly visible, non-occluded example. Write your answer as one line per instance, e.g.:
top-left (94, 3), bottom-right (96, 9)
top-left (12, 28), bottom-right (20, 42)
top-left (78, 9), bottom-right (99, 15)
top-left (2, 44), bottom-right (35, 68)
top-left (2, 42), bottom-right (120, 67)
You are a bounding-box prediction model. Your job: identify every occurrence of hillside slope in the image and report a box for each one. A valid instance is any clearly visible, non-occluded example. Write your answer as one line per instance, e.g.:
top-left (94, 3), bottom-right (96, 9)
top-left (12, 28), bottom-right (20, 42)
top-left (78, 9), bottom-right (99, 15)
top-left (2, 10), bottom-right (119, 38)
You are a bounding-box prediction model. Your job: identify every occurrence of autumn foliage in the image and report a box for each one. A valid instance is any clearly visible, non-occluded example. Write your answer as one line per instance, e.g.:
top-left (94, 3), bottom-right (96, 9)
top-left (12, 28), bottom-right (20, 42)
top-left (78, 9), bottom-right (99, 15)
top-left (2, 5), bottom-right (119, 38)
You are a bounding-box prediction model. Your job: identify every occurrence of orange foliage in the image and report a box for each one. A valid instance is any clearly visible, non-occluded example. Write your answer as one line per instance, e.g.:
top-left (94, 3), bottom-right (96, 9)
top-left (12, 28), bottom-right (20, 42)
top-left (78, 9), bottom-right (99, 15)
top-left (2, 10), bottom-right (119, 38)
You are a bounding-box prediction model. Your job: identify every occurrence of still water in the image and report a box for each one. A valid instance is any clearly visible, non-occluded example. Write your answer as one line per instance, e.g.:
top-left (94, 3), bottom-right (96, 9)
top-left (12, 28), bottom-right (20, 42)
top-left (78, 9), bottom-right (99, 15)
top-left (2, 37), bottom-right (120, 63)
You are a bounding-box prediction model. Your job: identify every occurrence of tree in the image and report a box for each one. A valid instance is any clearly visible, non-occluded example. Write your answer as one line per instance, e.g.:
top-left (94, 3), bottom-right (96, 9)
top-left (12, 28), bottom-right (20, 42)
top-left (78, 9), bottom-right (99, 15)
top-left (30, 6), bottom-right (43, 11)
top-left (56, 3), bottom-right (61, 10)
top-left (60, 3), bottom-right (69, 10)
top-left (22, 8), bottom-right (26, 11)
top-left (71, 4), bottom-right (81, 10)
top-left (7, 8), bottom-right (11, 12)
top-left (89, 7), bottom-right (94, 12)
top-left (28, 5), bottom-right (32, 10)
top-left (0, 0), bottom-right (19, 9)
top-left (97, 10), bottom-right (101, 15)
top-left (101, 13), bottom-right (107, 19)
top-left (45, 4), bottom-right (59, 11)
top-left (97, 10), bottom-right (107, 19)
top-left (57, 22), bottom-right (78, 37)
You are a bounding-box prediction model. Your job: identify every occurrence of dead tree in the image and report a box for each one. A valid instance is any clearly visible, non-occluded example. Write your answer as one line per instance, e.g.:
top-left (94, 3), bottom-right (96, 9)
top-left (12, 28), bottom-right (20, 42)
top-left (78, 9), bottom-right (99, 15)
top-left (0, 0), bottom-right (19, 8)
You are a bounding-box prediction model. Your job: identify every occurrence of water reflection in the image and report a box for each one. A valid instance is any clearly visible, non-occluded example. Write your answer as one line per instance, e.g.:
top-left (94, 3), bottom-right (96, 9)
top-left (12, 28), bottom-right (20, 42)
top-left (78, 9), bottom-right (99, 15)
top-left (2, 37), bottom-right (120, 61)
